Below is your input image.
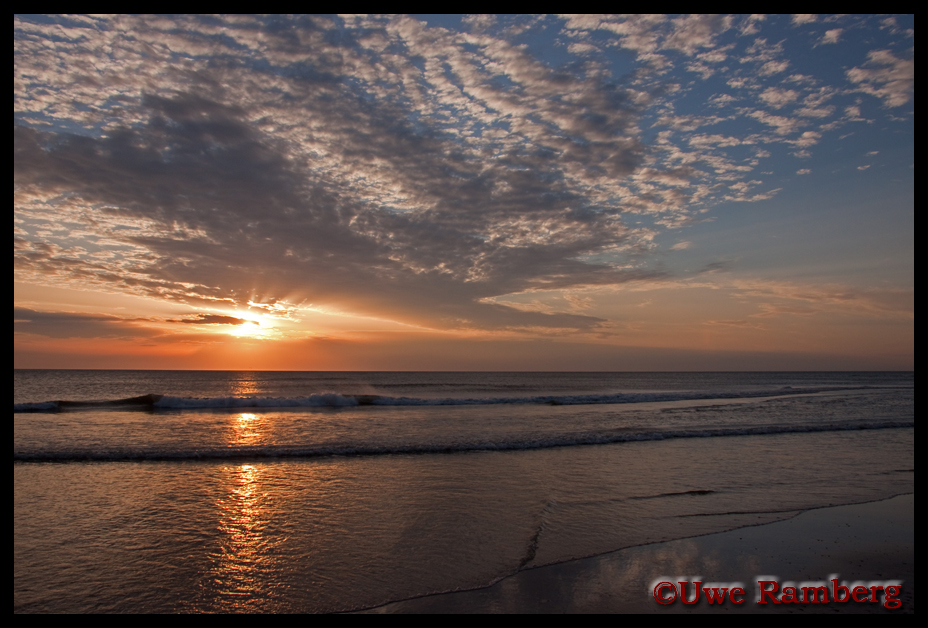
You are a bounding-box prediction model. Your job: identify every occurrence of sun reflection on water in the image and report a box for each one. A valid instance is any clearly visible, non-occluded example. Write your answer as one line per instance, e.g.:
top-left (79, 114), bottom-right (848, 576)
top-left (193, 413), bottom-right (287, 611)
top-left (230, 377), bottom-right (261, 397)
top-left (230, 413), bottom-right (265, 447)
top-left (203, 463), bottom-right (284, 612)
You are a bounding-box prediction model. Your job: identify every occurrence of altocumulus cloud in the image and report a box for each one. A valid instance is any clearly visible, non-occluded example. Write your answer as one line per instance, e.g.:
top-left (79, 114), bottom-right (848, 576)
top-left (14, 15), bottom-right (914, 333)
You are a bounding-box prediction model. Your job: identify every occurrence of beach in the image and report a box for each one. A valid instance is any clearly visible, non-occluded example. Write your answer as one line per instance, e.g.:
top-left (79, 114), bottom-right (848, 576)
top-left (14, 371), bottom-right (914, 613)
top-left (367, 493), bottom-right (914, 613)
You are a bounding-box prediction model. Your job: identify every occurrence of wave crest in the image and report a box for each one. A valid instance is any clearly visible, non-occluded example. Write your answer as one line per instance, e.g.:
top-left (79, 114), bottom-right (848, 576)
top-left (14, 385), bottom-right (880, 413)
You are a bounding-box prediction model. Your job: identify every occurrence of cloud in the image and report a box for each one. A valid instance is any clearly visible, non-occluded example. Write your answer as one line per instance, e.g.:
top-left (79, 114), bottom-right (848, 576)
top-left (759, 87), bottom-right (799, 108)
top-left (818, 29), bottom-right (842, 45)
top-left (796, 105), bottom-right (834, 118)
top-left (747, 110), bottom-right (803, 135)
top-left (562, 14), bottom-right (732, 67)
top-left (663, 14), bottom-right (732, 56)
top-left (14, 15), bottom-right (666, 333)
top-left (13, 307), bottom-right (158, 339)
top-left (567, 42), bottom-right (600, 55)
top-left (846, 49), bottom-right (915, 107)
top-left (730, 279), bottom-right (914, 318)
top-left (795, 130), bottom-right (822, 147)
top-left (759, 60), bottom-right (789, 75)
top-left (169, 314), bottom-right (256, 325)
top-left (879, 16), bottom-right (914, 38)
top-left (791, 15), bottom-right (817, 26)
top-left (462, 14), bottom-right (496, 32)
top-left (739, 15), bottom-right (766, 36)
top-left (704, 319), bottom-right (763, 328)
top-left (13, 15), bottom-right (914, 341)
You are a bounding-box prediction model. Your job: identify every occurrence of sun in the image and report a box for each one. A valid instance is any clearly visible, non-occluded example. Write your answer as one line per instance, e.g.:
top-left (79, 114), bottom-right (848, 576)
top-left (226, 314), bottom-right (273, 339)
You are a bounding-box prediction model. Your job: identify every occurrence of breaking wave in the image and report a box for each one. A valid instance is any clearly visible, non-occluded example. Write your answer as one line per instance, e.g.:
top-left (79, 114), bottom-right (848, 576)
top-left (13, 385), bottom-right (880, 413)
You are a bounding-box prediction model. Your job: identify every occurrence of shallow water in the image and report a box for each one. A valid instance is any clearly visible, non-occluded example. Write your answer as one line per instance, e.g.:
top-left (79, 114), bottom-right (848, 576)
top-left (14, 371), bottom-right (914, 612)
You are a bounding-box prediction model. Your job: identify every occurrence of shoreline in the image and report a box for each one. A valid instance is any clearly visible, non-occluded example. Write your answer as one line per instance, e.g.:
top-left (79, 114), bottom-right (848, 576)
top-left (364, 493), bottom-right (915, 613)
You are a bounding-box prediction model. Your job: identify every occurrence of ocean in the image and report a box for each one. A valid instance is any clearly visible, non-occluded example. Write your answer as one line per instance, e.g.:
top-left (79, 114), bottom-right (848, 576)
top-left (13, 370), bottom-right (914, 613)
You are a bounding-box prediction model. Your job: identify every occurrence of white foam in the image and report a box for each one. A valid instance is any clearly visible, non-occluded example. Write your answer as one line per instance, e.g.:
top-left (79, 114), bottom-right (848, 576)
top-left (152, 393), bottom-right (359, 409)
top-left (15, 385), bottom-right (880, 413)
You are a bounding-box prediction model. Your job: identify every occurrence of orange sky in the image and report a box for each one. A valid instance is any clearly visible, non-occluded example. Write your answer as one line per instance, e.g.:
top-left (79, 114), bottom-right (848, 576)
top-left (14, 278), bottom-right (912, 370)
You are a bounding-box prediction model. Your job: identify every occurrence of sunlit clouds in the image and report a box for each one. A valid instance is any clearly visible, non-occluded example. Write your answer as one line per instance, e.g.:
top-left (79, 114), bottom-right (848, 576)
top-left (14, 15), bottom-right (914, 369)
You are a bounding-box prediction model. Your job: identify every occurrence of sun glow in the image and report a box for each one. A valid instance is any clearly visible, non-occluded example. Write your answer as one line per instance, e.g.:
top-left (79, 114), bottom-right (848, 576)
top-left (221, 313), bottom-right (278, 339)
top-left (228, 319), bottom-right (263, 337)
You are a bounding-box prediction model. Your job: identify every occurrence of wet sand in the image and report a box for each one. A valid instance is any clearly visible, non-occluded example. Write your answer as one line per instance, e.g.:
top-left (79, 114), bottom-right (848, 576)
top-left (366, 493), bottom-right (914, 613)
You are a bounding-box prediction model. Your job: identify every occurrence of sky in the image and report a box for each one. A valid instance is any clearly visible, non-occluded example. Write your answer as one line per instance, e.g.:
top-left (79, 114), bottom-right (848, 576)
top-left (14, 14), bottom-right (914, 370)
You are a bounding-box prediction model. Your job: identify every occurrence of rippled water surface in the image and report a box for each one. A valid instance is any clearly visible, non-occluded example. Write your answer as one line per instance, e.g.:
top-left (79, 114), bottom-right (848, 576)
top-left (14, 371), bottom-right (914, 612)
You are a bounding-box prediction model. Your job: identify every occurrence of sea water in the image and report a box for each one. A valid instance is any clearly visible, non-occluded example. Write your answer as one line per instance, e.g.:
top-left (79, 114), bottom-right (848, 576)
top-left (14, 371), bottom-right (914, 612)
